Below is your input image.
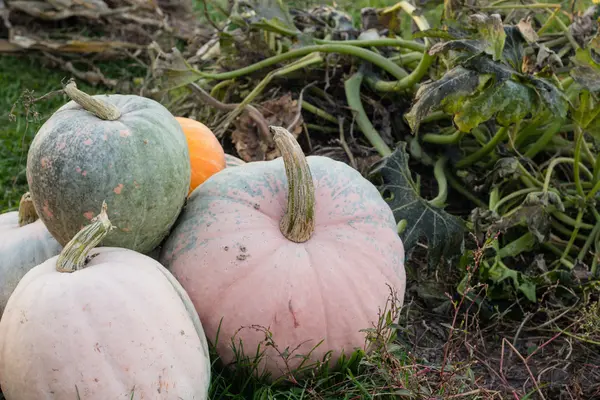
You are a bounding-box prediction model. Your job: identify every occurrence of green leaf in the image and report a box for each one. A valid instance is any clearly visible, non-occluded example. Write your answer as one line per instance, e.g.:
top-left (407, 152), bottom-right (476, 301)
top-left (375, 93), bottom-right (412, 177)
top-left (369, 143), bottom-right (466, 269)
top-left (486, 261), bottom-right (537, 302)
top-left (453, 79), bottom-right (537, 131)
top-left (405, 66), bottom-right (479, 133)
top-left (468, 13), bottom-right (506, 61)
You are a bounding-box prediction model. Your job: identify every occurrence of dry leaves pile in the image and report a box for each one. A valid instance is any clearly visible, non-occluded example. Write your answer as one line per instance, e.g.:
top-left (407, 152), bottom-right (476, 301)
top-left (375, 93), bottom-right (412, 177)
top-left (0, 0), bottom-right (211, 87)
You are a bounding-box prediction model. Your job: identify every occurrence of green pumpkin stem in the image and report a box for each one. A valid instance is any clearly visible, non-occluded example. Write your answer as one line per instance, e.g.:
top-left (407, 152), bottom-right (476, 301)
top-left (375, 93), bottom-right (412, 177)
top-left (18, 192), bottom-right (39, 227)
top-left (271, 126), bottom-right (315, 243)
top-left (56, 201), bottom-right (114, 273)
top-left (63, 80), bottom-right (121, 121)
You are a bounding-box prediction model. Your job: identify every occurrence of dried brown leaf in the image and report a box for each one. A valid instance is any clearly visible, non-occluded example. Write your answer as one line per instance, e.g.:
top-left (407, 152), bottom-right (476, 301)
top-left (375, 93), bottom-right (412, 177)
top-left (231, 93), bottom-right (303, 162)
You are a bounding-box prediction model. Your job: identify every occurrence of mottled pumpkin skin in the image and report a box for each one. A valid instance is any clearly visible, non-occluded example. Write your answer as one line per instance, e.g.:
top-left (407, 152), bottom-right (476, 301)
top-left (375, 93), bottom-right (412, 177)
top-left (0, 211), bottom-right (62, 317)
top-left (0, 248), bottom-right (211, 400)
top-left (224, 153), bottom-right (246, 168)
top-left (26, 95), bottom-right (191, 254)
top-left (159, 156), bottom-right (406, 378)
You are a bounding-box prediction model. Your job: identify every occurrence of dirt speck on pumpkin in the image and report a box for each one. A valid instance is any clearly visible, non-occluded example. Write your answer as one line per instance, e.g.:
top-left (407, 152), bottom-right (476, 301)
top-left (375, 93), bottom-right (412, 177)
top-left (253, 203), bottom-right (260, 210)
top-left (237, 254), bottom-right (250, 261)
top-left (224, 246), bottom-right (229, 251)
top-left (239, 245), bottom-right (247, 252)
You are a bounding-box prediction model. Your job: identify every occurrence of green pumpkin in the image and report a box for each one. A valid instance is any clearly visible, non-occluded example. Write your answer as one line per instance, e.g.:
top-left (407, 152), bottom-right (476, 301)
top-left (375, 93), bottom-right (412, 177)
top-left (26, 81), bottom-right (191, 254)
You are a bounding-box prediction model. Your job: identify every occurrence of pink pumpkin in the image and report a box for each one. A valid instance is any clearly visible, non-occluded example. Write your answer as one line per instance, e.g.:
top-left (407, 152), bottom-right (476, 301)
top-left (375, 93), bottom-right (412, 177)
top-left (0, 204), bottom-right (211, 400)
top-left (159, 126), bottom-right (406, 379)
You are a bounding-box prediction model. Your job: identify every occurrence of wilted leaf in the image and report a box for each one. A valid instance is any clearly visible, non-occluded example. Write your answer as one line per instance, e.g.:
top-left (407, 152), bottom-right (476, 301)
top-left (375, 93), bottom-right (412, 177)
top-left (453, 79), bottom-right (536, 131)
top-left (502, 26), bottom-right (526, 71)
top-left (413, 28), bottom-right (461, 41)
top-left (231, 92), bottom-right (303, 161)
top-left (230, 0), bottom-right (298, 34)
top-left (428, 39), bottom-right (486, 57)
top-left (492, 191), bottom-right (565, 243)
top-left (468, 13), bottom-right (506, 61)
top-left (571, 47), bottom-right (600, 92)
top-left (536, 44), bottom-right (563, 70)
top-left (463, 53), bottom-right (515, 81)
top-left (517, 17), bottom-right (539, 44)
top-left (405, 66), bottom-right (479, 132)
top-left (369, 143), bottom-right (466, 269)
top-left (525, 77), bottom-right (570, 121)
top-left (152, 47), bottom-right (201, 92)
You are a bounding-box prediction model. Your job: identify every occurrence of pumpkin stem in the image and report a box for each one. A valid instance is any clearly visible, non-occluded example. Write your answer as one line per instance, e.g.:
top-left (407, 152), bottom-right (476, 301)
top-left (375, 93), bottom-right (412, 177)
top-left (271, 126), bottom-right (315, 243)
top-left (18, 192), bottom-right (39, 227)
top-left (56, 201), bottom-right (114, 273)
top-left (63, 79), bottom-right (121, 121)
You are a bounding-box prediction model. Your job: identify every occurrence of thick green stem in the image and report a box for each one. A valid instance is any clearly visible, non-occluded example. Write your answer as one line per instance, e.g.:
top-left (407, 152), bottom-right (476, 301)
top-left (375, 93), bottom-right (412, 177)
top-left (586, 179), bottom-right (600, 202)
top-left (63, 80), bottom-right (120, 121)
top-left (344, 71), bottom-right (392, 157)
top-left (542, 157), bottom-right (593, 193)
top-left (446, 173), bottom-right (487, 208)
top-left (271, 126), bottom-right (315, 243)
top-left (492, 188), bottom-right (538, 213)
top-left (315, 38), bottom-right (425, 52)
top-left (523, 119), bottom-right (563, 159)
top-left (367, 50), bottom-right (434, 92)
top-left (559, 208), bottom-right (585, 261)
top-left (56, 202), bottom-right (114, 273)
top-left (422, 129), bottom-right (464, 144)
top-left (390, 52), bottom-right (423, 66)
top-left (456, 127), bottom-right (508, 169)
top-left (497, 232), bottom-right (537, 259)
top-left (301, 101), bottom-right (338, 124)
top-left (429, 157), bottom-right (448, 208)
top-left (192, 44), bottom-right (409, 81)
top-left (573, 126), bottom-right (585, 197)
top-left (18, 192), bottom-right (38, 227)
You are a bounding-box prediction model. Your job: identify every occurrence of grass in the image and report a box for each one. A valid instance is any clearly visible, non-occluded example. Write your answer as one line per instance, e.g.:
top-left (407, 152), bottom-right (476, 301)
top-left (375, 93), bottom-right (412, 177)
top-left (0, 56), bottom-right (104, 212)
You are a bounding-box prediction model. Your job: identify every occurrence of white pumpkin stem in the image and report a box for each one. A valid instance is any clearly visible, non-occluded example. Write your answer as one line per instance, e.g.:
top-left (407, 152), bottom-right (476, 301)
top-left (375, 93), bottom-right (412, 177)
top-left (271, 125), bottom-right (315, 243)
top-left (18, 192), bottom-right (39, 227)
top-left (63, 79), bottom-right (121, 121)
top-left (56, 201), bottom-right (114, 273)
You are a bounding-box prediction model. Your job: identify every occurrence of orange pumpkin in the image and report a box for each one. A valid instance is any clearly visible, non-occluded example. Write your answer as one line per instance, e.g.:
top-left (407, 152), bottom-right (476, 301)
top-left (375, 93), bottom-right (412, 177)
top-left (176, 117), bottom-right (226, 195)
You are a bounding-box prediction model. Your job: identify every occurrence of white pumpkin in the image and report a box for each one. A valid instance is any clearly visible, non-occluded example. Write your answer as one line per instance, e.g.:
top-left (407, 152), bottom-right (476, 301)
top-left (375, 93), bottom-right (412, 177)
top-left (0, 192), bottom-right (62, 317)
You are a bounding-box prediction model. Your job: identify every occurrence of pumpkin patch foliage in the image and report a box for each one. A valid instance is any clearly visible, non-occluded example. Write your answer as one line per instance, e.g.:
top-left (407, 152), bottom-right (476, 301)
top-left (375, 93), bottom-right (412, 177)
top-left (2, 0), bottom-right (600, 398)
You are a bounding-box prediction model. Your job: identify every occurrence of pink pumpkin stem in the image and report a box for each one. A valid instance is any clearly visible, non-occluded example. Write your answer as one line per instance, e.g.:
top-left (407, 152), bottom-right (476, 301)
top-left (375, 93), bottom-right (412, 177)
top-left (63, 80), bottom-right (121, 121)
top-left (56, 201), bottom-right (115, 273)
top-left (270, 125), bottom-right (315, 243)
top-left (18, 192), bottom-right (39, 227)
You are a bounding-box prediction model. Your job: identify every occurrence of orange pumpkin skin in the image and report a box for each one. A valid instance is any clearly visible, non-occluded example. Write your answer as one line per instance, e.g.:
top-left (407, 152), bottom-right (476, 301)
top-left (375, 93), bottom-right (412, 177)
top-left (0, 247), bottom-right (211, 399)
top-left (176, 117), bottom-right (226, 194)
